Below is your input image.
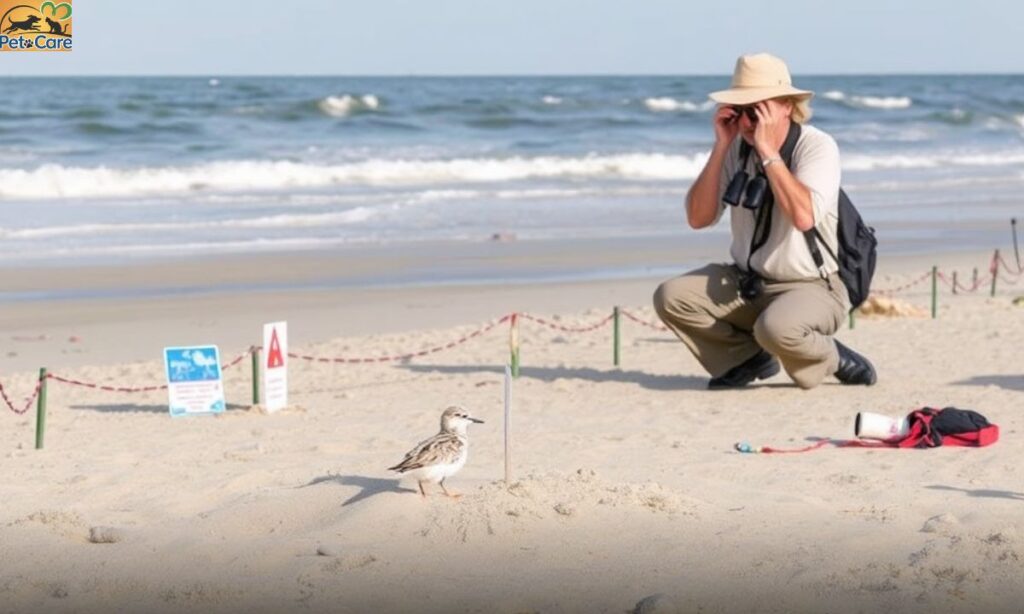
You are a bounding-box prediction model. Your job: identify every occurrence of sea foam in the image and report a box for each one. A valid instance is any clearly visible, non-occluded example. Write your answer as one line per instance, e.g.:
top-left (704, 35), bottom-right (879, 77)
top-left (317, 94), bottom-right (381, 117)
top-left (823, 90), bottom-right (912, 109)
top-left (0, 208), bottom-right (378, 240)
top-left (0, 153), bottom-right (711, 199)
top-left (644, 97), bottom-right (713, 112)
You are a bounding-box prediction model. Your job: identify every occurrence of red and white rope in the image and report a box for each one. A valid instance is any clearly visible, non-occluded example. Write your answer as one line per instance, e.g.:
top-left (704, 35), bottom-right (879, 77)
top-left (0, 379), bottom-right (43, 415)
top-left (43, 349), bottom-right (251, 395)
top-left (518, 312), bottom-right (614, 333)
top-left (288, 315), bottom-right (511, 364)
top-left (46, 374), bottom-right (168, 393)
top-left (997, 252), bottom-right (1023, 277)
top-left (619, 308), bottom-right (670, 332)
top-left (871, 271), bottom-right (932, 296)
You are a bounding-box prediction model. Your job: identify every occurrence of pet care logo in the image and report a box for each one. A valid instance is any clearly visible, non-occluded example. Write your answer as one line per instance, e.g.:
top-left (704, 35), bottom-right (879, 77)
top-left (0, 0), bottom-right (72, 52)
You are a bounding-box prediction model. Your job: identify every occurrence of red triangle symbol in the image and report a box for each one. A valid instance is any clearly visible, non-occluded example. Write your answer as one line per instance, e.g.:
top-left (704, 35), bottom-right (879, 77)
top-left (267, 329), bottom-right (284, 369)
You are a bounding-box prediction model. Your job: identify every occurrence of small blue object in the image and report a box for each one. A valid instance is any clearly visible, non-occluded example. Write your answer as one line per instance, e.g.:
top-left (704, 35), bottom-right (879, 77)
top-left (735, 442), bottom-right (753, 453)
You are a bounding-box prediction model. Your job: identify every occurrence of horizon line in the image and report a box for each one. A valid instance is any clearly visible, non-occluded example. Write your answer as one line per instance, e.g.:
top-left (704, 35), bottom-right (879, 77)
top-left (3, 70), bottom-right (1023, 78)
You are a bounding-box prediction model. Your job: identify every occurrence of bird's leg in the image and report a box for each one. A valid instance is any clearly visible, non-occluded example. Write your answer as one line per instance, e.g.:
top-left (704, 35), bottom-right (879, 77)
top-left (418, 481), bottom-right (427, 498)
top-left (440, 478), bottom-right (461, 499)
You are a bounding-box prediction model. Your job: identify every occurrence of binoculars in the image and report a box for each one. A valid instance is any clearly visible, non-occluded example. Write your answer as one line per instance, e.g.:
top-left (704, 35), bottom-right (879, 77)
top-left (737, 270), bottom-right (764, 300)
top-left (723, 169), bottom-right (768, 210)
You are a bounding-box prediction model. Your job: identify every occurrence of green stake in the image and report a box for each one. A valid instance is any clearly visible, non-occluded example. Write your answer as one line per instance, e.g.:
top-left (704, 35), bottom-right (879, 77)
top-left (251, 347), bottom-right (260, 405)
top-left (991, 249), bottom-right (999, 297)
top-left (931, 265), bottom-right (938, 319)
top-left (35, 368), bottom-right (47, 450)
top-left (952, 271), bottom-right (958, 295)
top-left (973, 267), bottom-right (978, 290)
top-left (509, 314), bottom-right (520, 378)
top-left (848, 309), bottom-right (855, 330)
top-left (613, 306), bottom-right (621, 367)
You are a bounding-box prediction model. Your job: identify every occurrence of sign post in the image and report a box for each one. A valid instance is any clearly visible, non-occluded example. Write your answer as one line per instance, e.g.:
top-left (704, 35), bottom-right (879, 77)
top-left (262, 321), bottom-right (288, 413)
top-left (163, 346), bottom-right (226, 417)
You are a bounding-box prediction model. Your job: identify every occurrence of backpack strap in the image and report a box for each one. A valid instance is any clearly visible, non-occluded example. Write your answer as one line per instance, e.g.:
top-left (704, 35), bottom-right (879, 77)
top-left (798, 149), bottom-right (838, 283)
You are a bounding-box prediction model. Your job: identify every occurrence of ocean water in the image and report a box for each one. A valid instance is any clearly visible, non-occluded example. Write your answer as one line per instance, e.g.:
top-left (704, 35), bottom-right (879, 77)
top-left (1, 75), bottom-right (1024, 265)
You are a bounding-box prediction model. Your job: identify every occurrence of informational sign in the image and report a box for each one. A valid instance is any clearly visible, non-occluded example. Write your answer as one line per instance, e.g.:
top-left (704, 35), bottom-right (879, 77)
top-left (262, 321), bottom-right (288, 413)
top-left (163, 345), bottom-right (225, 417)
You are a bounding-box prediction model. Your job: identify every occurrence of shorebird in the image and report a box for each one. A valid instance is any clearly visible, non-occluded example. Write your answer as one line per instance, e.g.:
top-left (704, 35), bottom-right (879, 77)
top-left (388, 405), bottom-right (483, 498)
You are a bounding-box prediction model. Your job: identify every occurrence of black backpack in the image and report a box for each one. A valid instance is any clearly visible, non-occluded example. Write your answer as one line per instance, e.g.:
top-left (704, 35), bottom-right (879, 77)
top-left (804, 189), bottom-right (877, 310)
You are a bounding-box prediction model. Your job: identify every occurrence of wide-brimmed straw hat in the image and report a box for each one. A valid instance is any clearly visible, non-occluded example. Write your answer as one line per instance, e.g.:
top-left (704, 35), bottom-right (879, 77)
top-left (709, 53), bottom-right (814, 105)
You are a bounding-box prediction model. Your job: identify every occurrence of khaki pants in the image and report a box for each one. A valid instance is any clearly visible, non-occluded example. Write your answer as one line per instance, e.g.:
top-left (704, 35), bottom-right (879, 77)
top-left (652, 263), bottom-right (849, 389)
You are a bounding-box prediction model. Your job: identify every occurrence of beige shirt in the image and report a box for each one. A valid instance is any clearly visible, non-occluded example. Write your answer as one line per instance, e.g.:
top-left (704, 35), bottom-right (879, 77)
top-left (715, 124), bottom-right (841, 281)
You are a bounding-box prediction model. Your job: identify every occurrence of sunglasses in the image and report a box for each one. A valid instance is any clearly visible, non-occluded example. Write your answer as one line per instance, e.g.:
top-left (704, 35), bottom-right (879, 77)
top-left (729, 105), bottom-right (759, 122)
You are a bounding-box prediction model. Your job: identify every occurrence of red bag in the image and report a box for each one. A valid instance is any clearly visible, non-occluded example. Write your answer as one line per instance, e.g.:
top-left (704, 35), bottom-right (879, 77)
top-left (896, 407), bottom-right (999, 448)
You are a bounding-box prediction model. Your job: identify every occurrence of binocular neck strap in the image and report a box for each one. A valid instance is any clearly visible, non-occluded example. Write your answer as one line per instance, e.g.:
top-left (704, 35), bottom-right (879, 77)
top-left (740, 121), bottom-right (803, 279)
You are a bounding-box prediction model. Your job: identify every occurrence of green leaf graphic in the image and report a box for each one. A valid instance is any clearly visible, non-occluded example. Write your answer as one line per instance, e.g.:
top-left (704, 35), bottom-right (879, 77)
top-left (39, 1), bottom-right (72, 20)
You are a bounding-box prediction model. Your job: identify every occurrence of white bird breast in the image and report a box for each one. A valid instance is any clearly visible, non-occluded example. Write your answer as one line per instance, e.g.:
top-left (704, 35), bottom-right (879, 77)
top-left (406, 450), bottom-right (468, 483)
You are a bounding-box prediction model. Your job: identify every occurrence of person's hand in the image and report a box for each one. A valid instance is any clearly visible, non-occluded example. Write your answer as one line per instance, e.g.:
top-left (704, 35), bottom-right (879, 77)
top-left (712, 105), bottom-right (739, 147)
top-left (752, 101), bottom-right (782, 159)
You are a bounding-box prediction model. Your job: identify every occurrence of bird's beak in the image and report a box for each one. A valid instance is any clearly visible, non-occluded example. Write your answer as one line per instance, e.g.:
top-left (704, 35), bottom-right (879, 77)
top-left (469, 417), bottom-right (484, 424)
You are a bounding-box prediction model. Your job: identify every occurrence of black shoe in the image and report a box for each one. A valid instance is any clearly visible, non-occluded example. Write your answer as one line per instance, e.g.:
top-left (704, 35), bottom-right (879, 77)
top-left (834, 340), bottom-right (877, 386)
top-left (708, 350), bottom-right (780, 389)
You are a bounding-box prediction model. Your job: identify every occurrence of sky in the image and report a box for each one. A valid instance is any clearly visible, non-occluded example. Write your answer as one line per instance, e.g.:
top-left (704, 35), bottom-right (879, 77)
top-left (4, 0), bottom-right (1024, 76)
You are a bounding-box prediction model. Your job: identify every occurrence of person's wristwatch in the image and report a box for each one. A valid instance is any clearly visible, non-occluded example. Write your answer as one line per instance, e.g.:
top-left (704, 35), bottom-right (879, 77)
top-left (761, 157), bottom-right (783, 168)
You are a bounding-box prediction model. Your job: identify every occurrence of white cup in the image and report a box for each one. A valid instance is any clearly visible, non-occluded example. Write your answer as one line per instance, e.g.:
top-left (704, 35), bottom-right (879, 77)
top-left (855, 412), bottom-right (910, 441)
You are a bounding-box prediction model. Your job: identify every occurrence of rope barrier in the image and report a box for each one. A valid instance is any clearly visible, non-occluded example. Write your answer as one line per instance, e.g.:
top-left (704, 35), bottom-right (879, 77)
top-left (518, 312), bottom-right (614, 333)
top-left (956, 273), bottom-right (990, 294)
top-left (619, 308), bottom-right (670, 332)
top-left (287, 315), bottom-right (511, 364)
top-left (997, 252), bottom-right (1024, 277)
top-left (0, 379), bottom-right (42, 415)
top-left (2, 248), bottom-right (1020, 416)
top-left (997, 270), bottom-right (1021, 286)
top-left (46, 374), bottom-right (167, 393)
top-left (935, 271), bottom-right (955, 291)
top-left (41, 349), bottom-right (251, 395)
top-left (871, 271), bottom-right (932, 296)
top-left (936, 271), bottom-right (990, 294)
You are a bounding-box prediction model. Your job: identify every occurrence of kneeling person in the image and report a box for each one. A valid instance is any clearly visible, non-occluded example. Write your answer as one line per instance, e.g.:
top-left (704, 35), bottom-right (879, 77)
top-left (653, 53), bottom-right (876, 390)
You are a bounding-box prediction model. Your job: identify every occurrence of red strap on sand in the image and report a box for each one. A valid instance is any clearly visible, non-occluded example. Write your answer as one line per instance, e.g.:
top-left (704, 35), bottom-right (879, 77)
top-left (737, 438), bottom-right (891, 454)
top-left (737, 425), bottom-right (999, 454)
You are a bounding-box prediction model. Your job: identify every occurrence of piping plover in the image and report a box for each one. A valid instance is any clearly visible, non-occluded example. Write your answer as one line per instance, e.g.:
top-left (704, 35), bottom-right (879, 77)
top-left (388, 405), bottom-right (483, 498)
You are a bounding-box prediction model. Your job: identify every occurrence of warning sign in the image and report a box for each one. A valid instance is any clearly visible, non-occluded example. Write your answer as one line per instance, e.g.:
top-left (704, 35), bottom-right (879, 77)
top-left (163, 345), bottom-right (225, 417)
top-left (262, 321), bottom-right (288, 412)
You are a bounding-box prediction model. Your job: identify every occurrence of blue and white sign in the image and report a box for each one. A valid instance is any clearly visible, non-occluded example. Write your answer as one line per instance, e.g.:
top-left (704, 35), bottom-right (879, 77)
top-left (163, 345), bottom-right (226, 417)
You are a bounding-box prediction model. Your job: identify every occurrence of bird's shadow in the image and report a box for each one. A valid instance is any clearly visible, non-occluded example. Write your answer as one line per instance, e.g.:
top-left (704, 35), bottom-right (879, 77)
top-left (926, 484), bottom-right (1024, 501)
top-left (952, 374), bottom-right (1024, 392)
top-left (300, 473), bottom-right (417, 507)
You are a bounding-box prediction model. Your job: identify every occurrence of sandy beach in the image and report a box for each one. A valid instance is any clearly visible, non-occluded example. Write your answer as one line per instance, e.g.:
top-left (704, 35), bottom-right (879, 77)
top-left (1, 239), bottom-right (1022, 613)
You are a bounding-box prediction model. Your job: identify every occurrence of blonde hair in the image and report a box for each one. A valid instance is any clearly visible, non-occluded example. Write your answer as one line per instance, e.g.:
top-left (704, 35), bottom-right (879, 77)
top-left (783, 96), bottom-right (813, 124)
